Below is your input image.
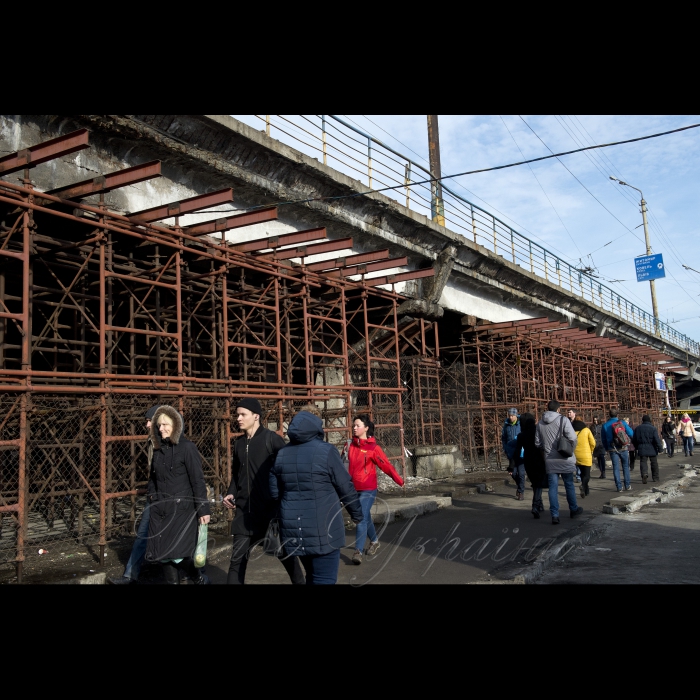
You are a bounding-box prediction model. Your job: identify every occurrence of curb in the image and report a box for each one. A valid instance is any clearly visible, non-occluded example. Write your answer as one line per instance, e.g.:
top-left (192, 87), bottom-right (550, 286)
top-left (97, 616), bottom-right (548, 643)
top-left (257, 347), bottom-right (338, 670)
top-left (602, 465), bottom-right (699, 514)
top-left (492, 519), bottom-right (611, 585)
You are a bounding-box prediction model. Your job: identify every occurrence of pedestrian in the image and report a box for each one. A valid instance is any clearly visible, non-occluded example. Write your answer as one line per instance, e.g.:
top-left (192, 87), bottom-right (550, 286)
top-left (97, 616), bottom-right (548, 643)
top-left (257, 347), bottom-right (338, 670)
top-left (572, 414), bottom-right (596, 499)
top-left (347, 414), bottom-right (404, 565)
top-left (677, 413), bottom-right (695, 457)
top-left (566, 408), bottom-right (582, 482)
top-left (535, 400), bottom-right (582, 525)
top-left (515, 412), bottom-right (548, 518)
top-left (108, 405), bottom-right (161, 585)
top-left (501, 408), bottom-right (521, 472)
top-left (624, 418), bottom-right (637, 470)
top-left (661, 414), bottom-right (676, 457)
top-left (505, 436), bottom-right (526, 500)
top-left (222, 398), bottom-right (306, 584)
top-left (144, 406), bottom-right (211, 584)
top-left (269, 411), bottom-right (363, 584)
top-left (591, 415), bottom-right (607, 478)
top-left (632, 415), bottom-right (664, 484)
top-left (601, 408), bottom-right (634, 493)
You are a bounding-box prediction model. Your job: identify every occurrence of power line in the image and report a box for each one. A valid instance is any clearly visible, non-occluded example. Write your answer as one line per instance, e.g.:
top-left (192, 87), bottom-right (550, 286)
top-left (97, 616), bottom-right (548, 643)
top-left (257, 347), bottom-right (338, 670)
top-left (517, 115), bottom-right (647, 247)
top-left (241, 119), bottom-right (700, 212)
top-left (498, 115), bottom-right (583, 259)
top-left (349, 115), bottom-right (579, 263)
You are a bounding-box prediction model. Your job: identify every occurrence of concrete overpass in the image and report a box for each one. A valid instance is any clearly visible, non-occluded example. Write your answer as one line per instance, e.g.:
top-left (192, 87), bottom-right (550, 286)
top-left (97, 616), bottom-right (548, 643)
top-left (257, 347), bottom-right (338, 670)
top-left (2, 113), bottom-right (698, 396)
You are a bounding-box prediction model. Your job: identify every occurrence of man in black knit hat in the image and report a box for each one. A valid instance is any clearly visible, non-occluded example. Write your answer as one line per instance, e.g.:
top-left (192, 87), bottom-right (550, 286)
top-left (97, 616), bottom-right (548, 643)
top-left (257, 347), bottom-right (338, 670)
top-left (223, 398), bottom-right (305, 584)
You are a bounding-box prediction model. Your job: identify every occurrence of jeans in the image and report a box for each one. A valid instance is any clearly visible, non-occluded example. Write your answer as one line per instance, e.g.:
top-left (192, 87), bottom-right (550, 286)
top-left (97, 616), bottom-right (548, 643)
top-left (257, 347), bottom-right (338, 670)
top-left (355, 489), bottom-right (378, 552)
top-left (683, 436), bottom-right (694, 456)
top-left (299, 549), bottom-right (341, 585)
top-left (639, 454), bottom-right (659, 481)
top-left (227, 531), bottom-right (306, 584)
top-left (664, 437), bottom-right (675, 456)
top-left (124, 505), bottom-right (151, 581)
top-left (609, 450), bottom-right (630, 490)
top-left (548, 473), bottom-right (578, 519)
top-left (579, 465), bottom-right (591, 495)
top-left (511, 464), bottom-right (526, 493)
top-left (596, 453), bottom-right (606, 474)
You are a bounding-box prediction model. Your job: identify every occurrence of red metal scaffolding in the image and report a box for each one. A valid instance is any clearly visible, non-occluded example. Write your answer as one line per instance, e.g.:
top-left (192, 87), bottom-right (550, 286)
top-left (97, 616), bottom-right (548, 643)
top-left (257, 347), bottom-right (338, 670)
top-left (0, 130), bottom-right (435, 579)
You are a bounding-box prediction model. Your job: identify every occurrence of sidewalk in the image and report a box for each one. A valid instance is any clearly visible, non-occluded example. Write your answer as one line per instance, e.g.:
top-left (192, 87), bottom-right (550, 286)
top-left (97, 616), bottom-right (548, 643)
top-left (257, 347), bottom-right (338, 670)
top-left (5, 449), bottom-right (695, 584)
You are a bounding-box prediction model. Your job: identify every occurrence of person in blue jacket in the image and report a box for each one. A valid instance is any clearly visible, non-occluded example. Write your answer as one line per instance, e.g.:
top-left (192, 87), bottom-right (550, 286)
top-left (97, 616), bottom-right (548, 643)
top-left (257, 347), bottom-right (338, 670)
top-left (502, 408), bottom-right (521, 471)
top-left (269, 411), bottom-right (363, 585)
top-left (601, 407), bottom-right (634, 492)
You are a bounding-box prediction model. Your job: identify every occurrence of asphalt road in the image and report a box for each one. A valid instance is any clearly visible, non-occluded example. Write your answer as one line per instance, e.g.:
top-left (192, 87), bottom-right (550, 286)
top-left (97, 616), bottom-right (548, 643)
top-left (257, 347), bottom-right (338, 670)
top-left (535, 477), bottom-right (700, 584)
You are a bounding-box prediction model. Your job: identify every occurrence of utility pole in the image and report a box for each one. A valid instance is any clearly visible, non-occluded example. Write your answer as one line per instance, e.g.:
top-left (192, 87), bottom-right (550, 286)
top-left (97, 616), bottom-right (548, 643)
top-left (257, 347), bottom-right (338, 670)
top-left (610, 177), bottom-right (661, 337)
top-left (640, 194), bottom-right (661, 335)
top-left (427, 115), bottom-right (445, 226)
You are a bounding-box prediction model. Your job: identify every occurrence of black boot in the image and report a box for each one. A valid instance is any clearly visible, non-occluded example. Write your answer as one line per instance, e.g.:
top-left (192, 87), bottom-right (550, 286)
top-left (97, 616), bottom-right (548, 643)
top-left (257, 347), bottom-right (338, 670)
top-left (162, 562), bottom-right (180, 585)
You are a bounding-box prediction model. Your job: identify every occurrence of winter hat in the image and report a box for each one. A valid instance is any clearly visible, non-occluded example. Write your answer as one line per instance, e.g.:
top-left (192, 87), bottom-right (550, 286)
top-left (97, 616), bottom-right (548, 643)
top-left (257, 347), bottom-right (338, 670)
top-left (145, 405), bottom-right (161, 420)
top-left (236, 397), bottom-right (263, 416)
top-left (642, 415), bottom-right (651, 423)
top-left (508, 407), bottom-right (518, 415)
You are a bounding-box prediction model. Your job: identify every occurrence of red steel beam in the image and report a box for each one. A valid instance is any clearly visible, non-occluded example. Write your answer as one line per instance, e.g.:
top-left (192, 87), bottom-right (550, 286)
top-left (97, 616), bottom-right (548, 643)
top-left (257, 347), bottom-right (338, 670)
top-left (327, 257), bottom-right (408, 279)
top-left (231, 228), bottom-right (327, 253)
top-left (0, 129), bottom-right (89, 176)
top-left (256, 237), bottom-right (353, 262)
top-left (46, 161), bottom-right (162, 200)
top-left (305, 249), bottom-right (389, 272)
top-left (364, 268), bottom-right (436, 287)
top-left (127, 188), bottom-right (234, 223)
top-left (184, 206), bottom-right (278, 236)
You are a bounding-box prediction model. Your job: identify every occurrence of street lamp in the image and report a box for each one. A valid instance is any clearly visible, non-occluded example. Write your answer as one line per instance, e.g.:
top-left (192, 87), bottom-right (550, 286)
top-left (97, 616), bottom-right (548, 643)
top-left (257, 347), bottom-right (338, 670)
top-left (609, 176), bottom-right (660, 336)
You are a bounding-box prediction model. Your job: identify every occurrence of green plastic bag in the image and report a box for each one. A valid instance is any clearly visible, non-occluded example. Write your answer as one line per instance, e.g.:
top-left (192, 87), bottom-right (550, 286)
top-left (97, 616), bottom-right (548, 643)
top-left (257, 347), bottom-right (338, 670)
top-left (194, 523), bottom-right (208, 569)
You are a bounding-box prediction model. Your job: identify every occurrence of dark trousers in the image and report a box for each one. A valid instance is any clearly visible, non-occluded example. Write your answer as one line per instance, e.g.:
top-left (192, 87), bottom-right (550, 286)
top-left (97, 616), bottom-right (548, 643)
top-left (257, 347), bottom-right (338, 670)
top-left (629, 451), bottom-right (636, 470)
top-left (227, 533), bottom-right (306, 584)
top-left (299, 549), bottom-right (341, 585)
top-left (531, 486), bottom-right (544, 512)
top-left (664, 437), bottom-right (675, 456)
top-left (639, 454), bottom-right (659, 481)
top-left (579, 465), bottom-right (591, 495)
top-left (596, 453), bottom-right (606, 474)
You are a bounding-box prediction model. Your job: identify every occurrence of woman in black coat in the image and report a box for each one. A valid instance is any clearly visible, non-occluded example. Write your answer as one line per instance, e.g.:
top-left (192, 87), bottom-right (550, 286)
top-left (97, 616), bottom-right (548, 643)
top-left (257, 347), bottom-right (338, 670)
top-left (515, 412), bottom-right (548, 519)
top-left (145, 406), bottom-right (211, 584)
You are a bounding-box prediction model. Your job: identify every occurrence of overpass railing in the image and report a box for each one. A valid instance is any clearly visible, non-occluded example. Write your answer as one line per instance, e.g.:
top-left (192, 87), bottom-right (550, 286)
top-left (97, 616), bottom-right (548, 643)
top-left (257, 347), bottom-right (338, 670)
top-left (244, 115), bottom-right (699, 357)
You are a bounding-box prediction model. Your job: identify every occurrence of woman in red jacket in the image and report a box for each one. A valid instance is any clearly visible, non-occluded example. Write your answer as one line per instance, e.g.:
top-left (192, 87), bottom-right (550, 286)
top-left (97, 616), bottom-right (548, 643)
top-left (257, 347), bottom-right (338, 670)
top-left (347, 414), bottom-right (404, 565)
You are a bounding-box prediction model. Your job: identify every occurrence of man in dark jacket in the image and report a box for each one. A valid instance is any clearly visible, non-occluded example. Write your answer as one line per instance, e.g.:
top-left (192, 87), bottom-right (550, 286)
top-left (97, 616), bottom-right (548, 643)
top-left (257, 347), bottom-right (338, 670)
top-left (632, 415), bottom-right (664, 484)
top-left (502, 408), bottom-right (521, 470)
top-left (222, 398), bottom-right (305, 584)
top-left (269, 411), bottom-right (363, 584)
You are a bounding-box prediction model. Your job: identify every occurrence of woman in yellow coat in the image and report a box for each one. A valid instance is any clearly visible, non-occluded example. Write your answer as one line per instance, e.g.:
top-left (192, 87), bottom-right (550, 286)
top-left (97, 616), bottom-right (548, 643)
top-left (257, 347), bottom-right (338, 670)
top-left (572, 417), bottom-right (596, 499)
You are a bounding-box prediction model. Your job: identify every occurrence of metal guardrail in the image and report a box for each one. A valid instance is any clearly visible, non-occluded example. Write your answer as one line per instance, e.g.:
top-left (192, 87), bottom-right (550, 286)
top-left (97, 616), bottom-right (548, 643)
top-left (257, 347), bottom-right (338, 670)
top-left (248, 115), bottom-right (700, 358)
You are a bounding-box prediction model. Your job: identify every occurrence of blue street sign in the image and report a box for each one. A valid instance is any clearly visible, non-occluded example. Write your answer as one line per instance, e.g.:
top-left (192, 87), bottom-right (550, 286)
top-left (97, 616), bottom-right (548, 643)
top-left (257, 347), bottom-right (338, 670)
top-left (635, 253), bottom-right (666, 282)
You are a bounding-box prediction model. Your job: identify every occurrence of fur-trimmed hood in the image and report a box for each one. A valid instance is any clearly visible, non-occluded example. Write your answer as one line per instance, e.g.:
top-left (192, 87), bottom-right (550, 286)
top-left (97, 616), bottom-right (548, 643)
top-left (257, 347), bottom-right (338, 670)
top-left (150, 405), bottom-right (184, 446)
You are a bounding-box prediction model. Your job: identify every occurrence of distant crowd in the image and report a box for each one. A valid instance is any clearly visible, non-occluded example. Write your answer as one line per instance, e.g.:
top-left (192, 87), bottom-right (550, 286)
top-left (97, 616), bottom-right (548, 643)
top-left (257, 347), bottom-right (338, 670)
top-left (501, 402), bottom-right (696, 524)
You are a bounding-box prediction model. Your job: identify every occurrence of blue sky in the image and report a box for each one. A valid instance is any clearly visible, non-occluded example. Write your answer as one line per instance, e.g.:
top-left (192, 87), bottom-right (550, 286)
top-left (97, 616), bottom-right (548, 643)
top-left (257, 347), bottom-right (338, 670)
top-left (232, 115), bottom-right (700, 343)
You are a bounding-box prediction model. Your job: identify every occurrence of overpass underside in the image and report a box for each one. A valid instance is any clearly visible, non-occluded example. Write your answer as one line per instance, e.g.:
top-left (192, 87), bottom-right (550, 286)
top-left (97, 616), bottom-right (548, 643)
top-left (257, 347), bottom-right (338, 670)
top-left (0, 123), bottom-right (681, 580)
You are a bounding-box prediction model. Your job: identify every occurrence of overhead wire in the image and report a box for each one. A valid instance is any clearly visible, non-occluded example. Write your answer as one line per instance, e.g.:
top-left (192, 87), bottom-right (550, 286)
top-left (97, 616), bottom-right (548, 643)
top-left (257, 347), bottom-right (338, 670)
top-left (498, 115), bottom-right (583, 260)
top-left (344, 115), bottom-right (577, 262)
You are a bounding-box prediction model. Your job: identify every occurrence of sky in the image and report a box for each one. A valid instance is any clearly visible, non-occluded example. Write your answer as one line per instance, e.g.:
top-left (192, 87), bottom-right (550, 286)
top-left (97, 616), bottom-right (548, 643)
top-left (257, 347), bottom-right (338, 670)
top-left (232, 115), bottom-right (700, 344)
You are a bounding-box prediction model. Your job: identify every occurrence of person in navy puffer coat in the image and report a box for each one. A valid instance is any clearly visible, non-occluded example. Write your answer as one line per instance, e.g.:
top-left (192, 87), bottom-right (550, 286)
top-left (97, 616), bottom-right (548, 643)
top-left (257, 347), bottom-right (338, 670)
top-left (269, 411), bottom-right (363, 585)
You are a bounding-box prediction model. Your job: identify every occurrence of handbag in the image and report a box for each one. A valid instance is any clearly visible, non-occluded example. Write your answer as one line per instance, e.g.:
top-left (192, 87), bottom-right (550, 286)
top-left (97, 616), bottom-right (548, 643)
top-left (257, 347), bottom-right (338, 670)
top-left (194, 523), bottom-right (208, 568)
top-left (557, 415), bottom-right (575, 458)
top-left (264, 518), bottom-right (282, 554)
